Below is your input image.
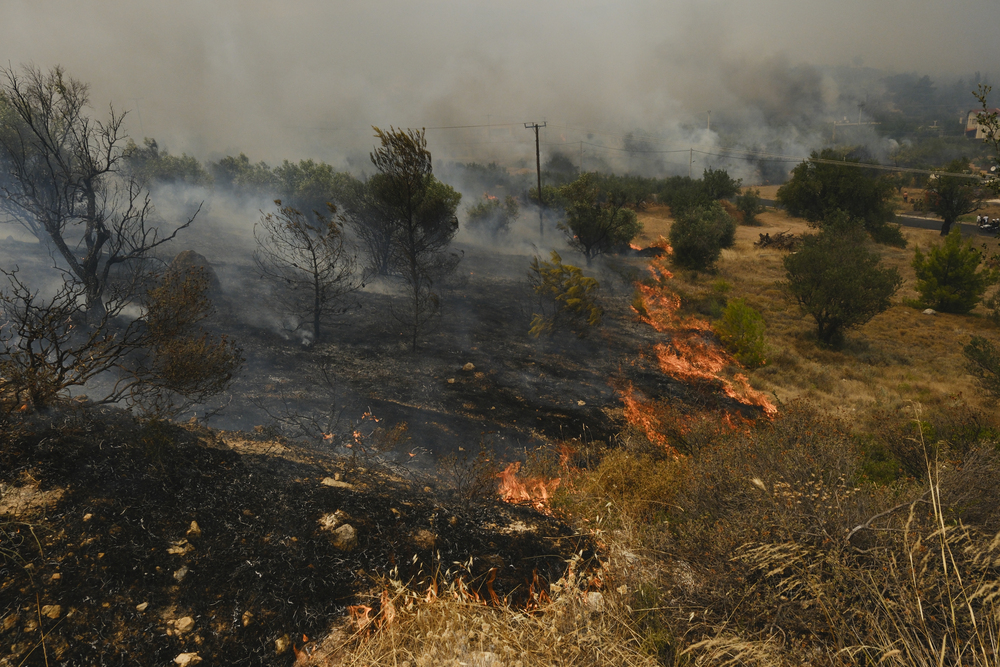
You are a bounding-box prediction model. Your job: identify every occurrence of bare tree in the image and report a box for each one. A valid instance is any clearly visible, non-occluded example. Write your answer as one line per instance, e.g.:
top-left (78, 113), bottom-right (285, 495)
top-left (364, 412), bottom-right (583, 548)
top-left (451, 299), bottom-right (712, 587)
top-left (254, 201), bottom-right (363, 343)
top-left (0, 65), bottom-right (196, 312)
top-left (0, 266), bottom-right (242, 416)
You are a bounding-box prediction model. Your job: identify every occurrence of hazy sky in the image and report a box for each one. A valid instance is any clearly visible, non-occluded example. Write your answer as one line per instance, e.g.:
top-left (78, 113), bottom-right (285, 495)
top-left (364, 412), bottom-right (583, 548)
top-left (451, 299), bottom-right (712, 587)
top-left (2, 0), bottom-right (998, 167)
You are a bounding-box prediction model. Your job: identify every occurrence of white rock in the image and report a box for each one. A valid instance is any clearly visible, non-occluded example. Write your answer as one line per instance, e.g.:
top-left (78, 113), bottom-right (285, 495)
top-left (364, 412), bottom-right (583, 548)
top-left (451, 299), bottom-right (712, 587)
top-left (321, 477), bottom-right (354, 489)
top-left (922, 308), bottom-right (937, 315)
top-left (186, 521), bottom-right (202, 538)
top-left (167, 616), bottom-right (195, 636)
top-left (167, 539), bottom-right (193, 556)
top-left (174, 652), bottom-right (202, 666)
top-left (136, 602), bottom-right (149, 612)
top-left (173, 566), bottom-right (190, 582)
top-left (331, 523), bottom-right (358, 551)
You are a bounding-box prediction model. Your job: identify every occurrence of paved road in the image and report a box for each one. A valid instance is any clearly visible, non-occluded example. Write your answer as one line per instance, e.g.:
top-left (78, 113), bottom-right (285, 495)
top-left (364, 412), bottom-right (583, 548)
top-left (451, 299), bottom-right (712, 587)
top-left (760, 199), bottom-right (997, 238)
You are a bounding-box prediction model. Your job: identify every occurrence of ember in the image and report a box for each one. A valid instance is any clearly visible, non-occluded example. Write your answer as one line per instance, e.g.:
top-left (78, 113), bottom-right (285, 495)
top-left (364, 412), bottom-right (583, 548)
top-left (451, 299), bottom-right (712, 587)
top-left (497, 462), bottom-right (561, 513)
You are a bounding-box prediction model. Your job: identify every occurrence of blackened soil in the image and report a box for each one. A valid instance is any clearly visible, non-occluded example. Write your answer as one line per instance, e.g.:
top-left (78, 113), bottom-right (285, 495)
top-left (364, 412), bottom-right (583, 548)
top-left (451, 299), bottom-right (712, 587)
top-left (214, 244), bottom-right (764, 463)
top-left (0, 406), bottom-right (594, 666)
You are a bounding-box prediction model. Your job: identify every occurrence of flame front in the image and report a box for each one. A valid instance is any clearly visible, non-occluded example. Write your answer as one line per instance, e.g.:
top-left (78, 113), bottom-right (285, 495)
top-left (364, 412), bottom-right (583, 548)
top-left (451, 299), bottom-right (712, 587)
top-left (623, 243), bottom-right (776, 444)
top-left (497, 462), bottom-right (561, 513)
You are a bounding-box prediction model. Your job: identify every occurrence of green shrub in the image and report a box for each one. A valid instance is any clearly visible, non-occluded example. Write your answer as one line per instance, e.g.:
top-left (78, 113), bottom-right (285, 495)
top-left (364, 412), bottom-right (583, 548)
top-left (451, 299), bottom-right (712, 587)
top-left (912, 228), bottom-right (998, 313)
top-left (669, 202), bottom-right (736, 270)
top-left (528, 251), bottom-right (603, 338)
top-left (464, 194), bottom-right (519, 238)
top-left (784, 217), bottom-right (902, 347)
top-left (735, 188), bottom-right (765, 226)
top-left (714, 298), bottom-right (768, 368)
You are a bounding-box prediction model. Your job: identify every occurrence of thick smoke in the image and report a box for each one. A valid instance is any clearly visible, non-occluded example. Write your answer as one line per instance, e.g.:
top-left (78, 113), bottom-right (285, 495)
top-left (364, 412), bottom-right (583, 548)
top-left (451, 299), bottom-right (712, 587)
top-left (1, 0), bottom-right (996, 177)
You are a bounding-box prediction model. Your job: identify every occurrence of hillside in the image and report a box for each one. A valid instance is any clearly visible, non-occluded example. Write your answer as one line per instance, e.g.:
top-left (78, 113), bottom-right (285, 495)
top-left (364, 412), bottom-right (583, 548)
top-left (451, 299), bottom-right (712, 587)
top-left (4, 199), bottom-right (1000, 666)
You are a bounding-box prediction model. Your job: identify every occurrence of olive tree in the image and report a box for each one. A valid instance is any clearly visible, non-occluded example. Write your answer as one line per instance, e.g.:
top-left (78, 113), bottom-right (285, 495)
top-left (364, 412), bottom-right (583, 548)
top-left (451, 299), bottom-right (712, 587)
top-left (784, 213), bottom-right (902, 347)
top-left (926, 159), bottom-right (985, 236)
top-left (777, 149), bottom-right (903, 246)
top-left (558, 173), bottom-right (642, 264)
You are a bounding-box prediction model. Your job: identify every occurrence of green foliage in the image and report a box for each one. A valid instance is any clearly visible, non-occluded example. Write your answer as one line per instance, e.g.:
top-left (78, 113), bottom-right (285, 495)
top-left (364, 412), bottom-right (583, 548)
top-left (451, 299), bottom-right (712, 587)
top-left (714, 298), bottom-right (768, 368)
top-left (700, 167), bottom-right (742, 201)
top-left (735, 188), bottom-right (765, 225)
top-left (528, 251), bottom-right (602, 338)
top-left (784, 218), bottom-right (902, 347)
top-left (963, 335), bottom-right (1000, 401)
top-left (912, 228), bottom-right (997, 313)
top-left (668, 201), bottom-right (736, 270)
top-left (209, 152), bottom-right (279, 195)
top-left (464, 194), bottom-right (519, 238)
top-left (273, 159), bottom-right (356, 214)
top-left (776, 148), bottom-right (903, 245)
top-left (365, 126), bottom-right (461, 350)
top-left (557, 173), bottom-right (642, 263)
top-left (974, 84), bottom-right (1000, 195)
top-left (124, 138), bottom-right (211, 186)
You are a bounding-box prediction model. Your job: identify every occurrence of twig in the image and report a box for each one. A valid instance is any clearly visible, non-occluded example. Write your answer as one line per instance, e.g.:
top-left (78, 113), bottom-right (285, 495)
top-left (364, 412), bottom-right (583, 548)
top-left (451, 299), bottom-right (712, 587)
top-left (845, 493), bottom-right (931, 545)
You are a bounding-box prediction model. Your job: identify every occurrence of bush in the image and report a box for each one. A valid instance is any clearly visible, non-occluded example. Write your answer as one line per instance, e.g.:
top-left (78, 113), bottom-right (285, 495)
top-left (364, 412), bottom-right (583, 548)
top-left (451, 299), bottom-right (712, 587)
top-left (735, 188), bottom-right (764, 226)
top-left (528, 251), bottom-right (603, 338)
top-left (557, 173), bottom-right (642, 263)
top-left (784, 217), bottom-right (902, 347)
top-left (464, 194), bottom-right (519, 238)
top-left (669, 202), bottom-right (737, 270)
top-left (714, 299), bottom-right (768, 368)
top-left (912, 228), bottom-right (998, 314)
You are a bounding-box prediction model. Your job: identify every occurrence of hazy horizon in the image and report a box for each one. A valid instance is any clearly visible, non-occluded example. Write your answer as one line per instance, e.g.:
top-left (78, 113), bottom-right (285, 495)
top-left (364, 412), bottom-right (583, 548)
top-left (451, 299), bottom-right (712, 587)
top-left (2, 0), bottom-right (998, 173)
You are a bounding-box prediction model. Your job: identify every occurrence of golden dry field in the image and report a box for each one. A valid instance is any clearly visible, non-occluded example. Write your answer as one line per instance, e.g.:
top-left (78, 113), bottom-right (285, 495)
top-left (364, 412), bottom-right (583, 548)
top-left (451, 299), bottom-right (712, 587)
top-left (635, 202), bottom-right (1000, 417)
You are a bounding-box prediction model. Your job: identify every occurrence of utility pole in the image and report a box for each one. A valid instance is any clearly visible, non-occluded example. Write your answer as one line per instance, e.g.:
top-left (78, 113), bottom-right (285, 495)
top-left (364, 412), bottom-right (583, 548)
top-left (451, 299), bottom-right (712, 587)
top-left (525, 121), bottom-right (547, 239)
top-left (689, 148), bottom-right (694, 179)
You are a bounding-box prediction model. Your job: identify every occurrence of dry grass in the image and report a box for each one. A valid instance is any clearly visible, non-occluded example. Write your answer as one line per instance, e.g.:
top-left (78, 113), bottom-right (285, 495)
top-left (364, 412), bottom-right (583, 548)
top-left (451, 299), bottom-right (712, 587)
top-left (636, 203), bottom-right (1000, 416)
top-left (303, 545), bottom-right (659, 667)
top-left (313, 201), bottom-right (1000, 666)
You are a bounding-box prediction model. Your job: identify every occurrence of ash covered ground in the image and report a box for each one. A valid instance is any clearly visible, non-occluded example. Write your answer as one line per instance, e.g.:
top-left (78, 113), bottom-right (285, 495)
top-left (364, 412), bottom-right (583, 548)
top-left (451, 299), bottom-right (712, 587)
top-left (0, 204), bottom-right (766, 665)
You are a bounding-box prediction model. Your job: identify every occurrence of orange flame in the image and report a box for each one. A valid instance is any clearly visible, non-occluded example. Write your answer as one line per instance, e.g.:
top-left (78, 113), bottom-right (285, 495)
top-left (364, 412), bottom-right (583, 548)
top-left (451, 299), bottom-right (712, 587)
top-left (630, 252), bottom-right (776, 417)
top-left (497, 462), bottom-right (561, 513)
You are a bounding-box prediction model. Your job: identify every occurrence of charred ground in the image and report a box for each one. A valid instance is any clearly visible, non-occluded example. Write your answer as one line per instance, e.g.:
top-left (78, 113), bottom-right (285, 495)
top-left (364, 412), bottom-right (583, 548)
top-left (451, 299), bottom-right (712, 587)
top-left (0, 227), bottom-right (768, 665)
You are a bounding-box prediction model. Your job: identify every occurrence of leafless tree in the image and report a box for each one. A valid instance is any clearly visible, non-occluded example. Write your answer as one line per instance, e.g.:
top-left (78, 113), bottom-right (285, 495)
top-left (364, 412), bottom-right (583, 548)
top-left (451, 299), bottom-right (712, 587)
top-left (254, 201), bottom-right (363, 343)
top-left (0, 266), bottom-right (243, 417)
top-left (0, 65), bottom-right (196, 313)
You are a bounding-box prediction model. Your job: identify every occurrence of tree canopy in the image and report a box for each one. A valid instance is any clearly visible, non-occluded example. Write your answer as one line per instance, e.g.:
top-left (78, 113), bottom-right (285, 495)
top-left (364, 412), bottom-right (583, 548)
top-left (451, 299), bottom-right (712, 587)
top-left (777, 149), bottom-right (903, 246)
top-left (784, 213), bottom-right (902, 347)
top-left (557, 172), bottom-right (642, 264)
top-left (925, 158), bottom-right (985, 236)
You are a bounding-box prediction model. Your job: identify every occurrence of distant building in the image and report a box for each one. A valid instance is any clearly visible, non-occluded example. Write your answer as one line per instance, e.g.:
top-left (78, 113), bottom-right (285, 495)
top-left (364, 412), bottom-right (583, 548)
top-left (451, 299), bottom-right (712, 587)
top-left (966, 109), bottom-right (1000, 139)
